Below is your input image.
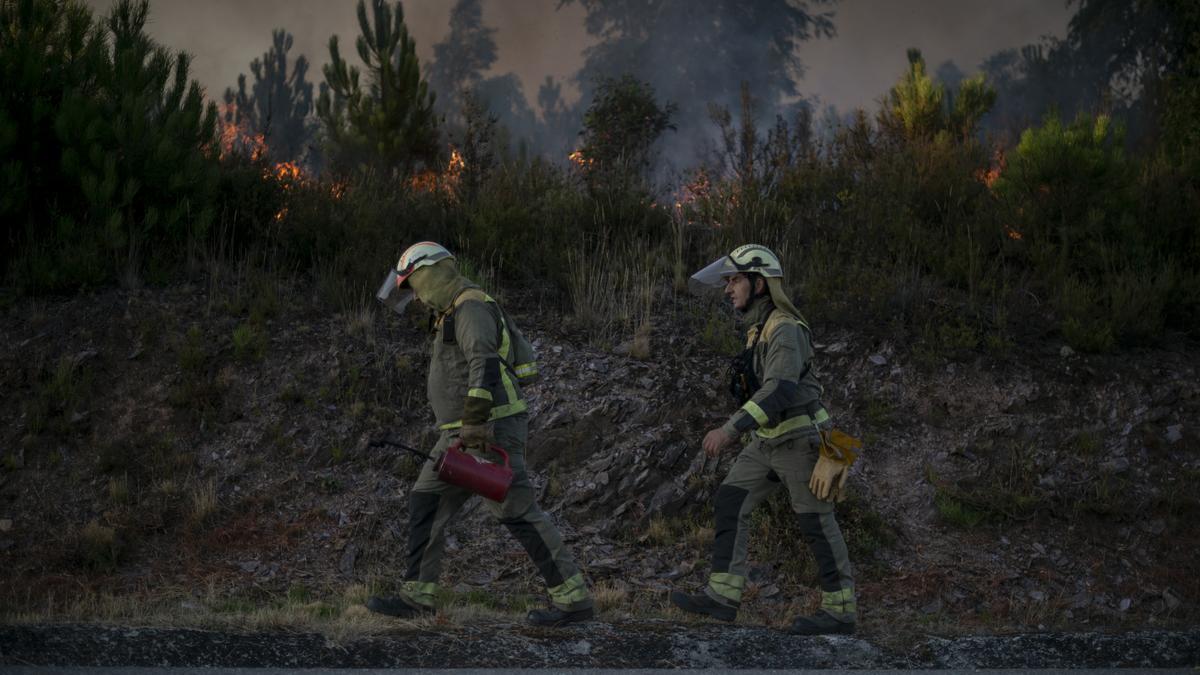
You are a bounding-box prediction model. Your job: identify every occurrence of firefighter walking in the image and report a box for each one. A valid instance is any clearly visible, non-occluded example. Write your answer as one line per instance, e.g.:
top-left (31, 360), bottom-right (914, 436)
top-left (671, 244), bottom-right (859, 635)
top-left (367, 242), bottom-right (594, 626)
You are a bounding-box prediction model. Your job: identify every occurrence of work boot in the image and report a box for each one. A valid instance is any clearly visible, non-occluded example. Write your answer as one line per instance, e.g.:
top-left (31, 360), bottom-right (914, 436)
top-left (787, 609), bottom-right (855, 635)
top-left (527, 605), bottom-right (595, 627)
top-left (365, 594), bottom-right (434, 618)
top-left (669, 590), bottom-right (738, 622)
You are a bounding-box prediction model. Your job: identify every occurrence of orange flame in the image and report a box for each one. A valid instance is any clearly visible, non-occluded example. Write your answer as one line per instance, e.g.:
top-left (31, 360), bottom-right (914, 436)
top-left (974, 147), bottom-right (1005, 190)
top-left (568, 149), bottom-right (594, 170)
top-left (407, 147), bottom-right (464, 199)
top-left (218, 102), bottom-right (268, 161)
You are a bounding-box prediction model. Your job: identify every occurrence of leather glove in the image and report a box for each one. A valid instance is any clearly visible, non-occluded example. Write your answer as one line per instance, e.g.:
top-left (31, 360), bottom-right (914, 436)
top-left (809, 452), bottom-right (850, 501)
top-left (808, 429), bottom-right (861, 502)
top-left (459, 423), bottom-right (492, 450)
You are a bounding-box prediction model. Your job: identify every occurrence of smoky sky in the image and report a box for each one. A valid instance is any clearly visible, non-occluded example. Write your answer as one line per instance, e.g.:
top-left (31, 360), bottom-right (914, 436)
top-left (84, 0), bottom-right (1071, 118)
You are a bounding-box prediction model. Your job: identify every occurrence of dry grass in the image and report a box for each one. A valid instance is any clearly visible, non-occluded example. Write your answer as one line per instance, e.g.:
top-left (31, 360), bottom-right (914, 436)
top-left (189, 480), bottom-right (218, 526)
top-left (591, 580), bottom-right (630, 613)
top-left (344, 302), bottom-right (376, 345)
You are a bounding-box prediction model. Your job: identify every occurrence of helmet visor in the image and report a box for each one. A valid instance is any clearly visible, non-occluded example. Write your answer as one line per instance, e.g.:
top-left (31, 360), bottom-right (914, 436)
top-left (688, 255), bottom-right (738, 295)
top-left (376, 270), bottom-right (415, 316)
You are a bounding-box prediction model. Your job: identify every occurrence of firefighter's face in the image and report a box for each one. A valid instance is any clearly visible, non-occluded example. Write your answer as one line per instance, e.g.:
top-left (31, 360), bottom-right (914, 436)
top-left (725, 274), bottom-right (753, 311)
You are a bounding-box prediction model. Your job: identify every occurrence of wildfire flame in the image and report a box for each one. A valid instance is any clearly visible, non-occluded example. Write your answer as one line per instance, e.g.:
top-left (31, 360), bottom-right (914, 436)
top-left (568, 149), bottom-right (594, 170)
top-left (974, 147), bottom-right (1005, 190)
top-left (407, 147), bottom-right (464, 199)
top-left (218, 102), bottom-right (268, 162)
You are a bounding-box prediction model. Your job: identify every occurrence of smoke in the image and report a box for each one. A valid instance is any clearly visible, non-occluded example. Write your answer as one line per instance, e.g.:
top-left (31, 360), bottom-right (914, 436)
top-left (81, 0), bottom-right (1072, 167)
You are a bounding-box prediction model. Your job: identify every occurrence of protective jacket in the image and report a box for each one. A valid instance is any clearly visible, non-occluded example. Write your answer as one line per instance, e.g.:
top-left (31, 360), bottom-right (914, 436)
top-left (428, 283), bottom-right (536, 431)
top-left (720, 295), bottom-right (828, 440)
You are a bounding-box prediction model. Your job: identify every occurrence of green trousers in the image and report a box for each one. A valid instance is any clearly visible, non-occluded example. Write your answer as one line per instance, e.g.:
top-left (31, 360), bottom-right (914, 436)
top-left (400, 413), bottom-right (592, 612)
top-left (706, 430), bottom-right (856, 619)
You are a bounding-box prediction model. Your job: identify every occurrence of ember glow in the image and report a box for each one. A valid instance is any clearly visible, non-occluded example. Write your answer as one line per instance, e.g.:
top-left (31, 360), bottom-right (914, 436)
top-left (568, 149), bottom-right (594, 170)
top-left (975, 148), bottom-right (1005, 190)
top-left (408, 147), bottom-right (464, 199)
top-left (218, 102), bottom-right (267, 161)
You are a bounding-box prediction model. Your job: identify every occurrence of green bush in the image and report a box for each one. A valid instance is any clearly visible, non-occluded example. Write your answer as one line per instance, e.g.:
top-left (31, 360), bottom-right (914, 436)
top-left (3, 0), bottom-right (220, 291)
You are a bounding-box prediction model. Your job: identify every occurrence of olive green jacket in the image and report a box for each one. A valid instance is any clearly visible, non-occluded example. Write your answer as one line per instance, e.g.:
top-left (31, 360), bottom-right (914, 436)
top-left (428, 284), bottom-right (528, 430)
top-left (720, 296), bottom-right (829, 440)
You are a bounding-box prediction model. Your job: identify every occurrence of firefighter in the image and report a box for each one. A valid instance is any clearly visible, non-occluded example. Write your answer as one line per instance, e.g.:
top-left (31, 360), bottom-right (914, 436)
top-left (366, 242), bottom-right (594, 626)
top-left (671, 244), bottom-right (858, 635)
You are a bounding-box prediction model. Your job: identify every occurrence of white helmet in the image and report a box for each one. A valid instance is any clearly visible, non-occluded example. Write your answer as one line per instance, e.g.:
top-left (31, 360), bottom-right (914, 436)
top-left (376, 241), bottom-right (455, 315)
top-left (395, 241), bottom-right (455, 287)
top-left (689, 244), bottom-right (783, 294)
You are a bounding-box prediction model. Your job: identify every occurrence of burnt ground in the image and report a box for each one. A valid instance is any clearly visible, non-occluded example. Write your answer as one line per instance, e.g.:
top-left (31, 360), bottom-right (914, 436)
top-left (1, 622), bottom-right (1198, 669)
top-left (0, 274), bottom-right (1198, 666)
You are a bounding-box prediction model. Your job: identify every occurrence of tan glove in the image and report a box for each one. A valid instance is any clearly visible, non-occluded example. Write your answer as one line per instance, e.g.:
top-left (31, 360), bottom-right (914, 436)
top-left (459, 422), bottom-right (492, 450)
top-left (808, 429), bottom-right (861, 502)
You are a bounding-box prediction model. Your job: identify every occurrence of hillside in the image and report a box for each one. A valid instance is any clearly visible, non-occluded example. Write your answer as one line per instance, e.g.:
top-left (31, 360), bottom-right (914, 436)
top-left (1, 277), bottom-right (1197, 643)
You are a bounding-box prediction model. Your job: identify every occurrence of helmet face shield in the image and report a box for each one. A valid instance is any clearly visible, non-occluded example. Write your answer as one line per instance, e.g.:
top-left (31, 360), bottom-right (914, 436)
top-left (688, 255), bottom-right (738, 295)
top-left (396, 241), bottom-right (454, 288)
top-left (376, 270), bottom-right (416, 316)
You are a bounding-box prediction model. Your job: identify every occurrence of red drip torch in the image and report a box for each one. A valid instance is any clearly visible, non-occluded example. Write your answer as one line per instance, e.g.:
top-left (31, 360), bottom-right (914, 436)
top-left (370, 438), bottom-right (513, 502)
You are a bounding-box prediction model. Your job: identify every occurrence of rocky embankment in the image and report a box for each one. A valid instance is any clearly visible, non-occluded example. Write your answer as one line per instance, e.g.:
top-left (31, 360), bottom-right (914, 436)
top-left (0, 283), bottom-right (1197, 644)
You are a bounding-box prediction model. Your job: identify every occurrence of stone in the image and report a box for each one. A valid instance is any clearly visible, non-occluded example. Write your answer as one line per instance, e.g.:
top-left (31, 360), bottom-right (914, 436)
top-left (869, 354), bottom-right (887, 366)
top-left (338, 544), bottom-right (358, 576)
top-left (1166, 425), bottom-right (1183, 444)
top-left (1060, 345), bottom-right (1075, 357)
top-left (1163, 588), bottom-right (1181, 610)
top-left (0, 519), bottom-right (11, 532)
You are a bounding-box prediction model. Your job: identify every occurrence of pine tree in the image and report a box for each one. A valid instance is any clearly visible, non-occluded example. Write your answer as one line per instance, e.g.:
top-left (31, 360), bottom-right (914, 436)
top-left (424, 0), bottom-right (496, 133)
top-left (316, 0), bottom-right (439, 174)
top-left (0, 0), bottom-right (106, 282)
top-left (223, 29), bottom-right (315, 164)
top-left (2, 0), bottom-right (219, 289)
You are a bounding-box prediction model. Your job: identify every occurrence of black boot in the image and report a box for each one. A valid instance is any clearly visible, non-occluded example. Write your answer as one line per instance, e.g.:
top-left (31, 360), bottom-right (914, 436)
top-left (365, 595), bottom-right (434, 618)
top-left (669, 590), bottom-right (738, 622)
top-left (787, 609), bottom-right (855, 635)
top-left (527, 605), bottom-right (595, 626)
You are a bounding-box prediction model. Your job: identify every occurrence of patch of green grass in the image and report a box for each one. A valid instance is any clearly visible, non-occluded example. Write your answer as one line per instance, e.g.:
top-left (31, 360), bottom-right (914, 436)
top-left (862, 396), bottom-right (895, 427)
top-left (232, 323), bottom-right (267, 362)
top-left (177, 324), bottom-right (208, 375)
top-left (698, 312), bottom-right (741, 356)
top-left (839, 491), bottom-right (897, 561)
top-left (934, 489), bottom-right (988, 528)
top-left (25, 354), bottom-right (90, 437)
top-left (78, 520), bottom-right (121, 572)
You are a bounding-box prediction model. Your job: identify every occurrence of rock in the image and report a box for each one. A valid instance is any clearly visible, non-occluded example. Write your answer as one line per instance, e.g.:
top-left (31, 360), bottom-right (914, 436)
top-left (869, 354), bottom-right (887, 366)
top-left (1029, 590), bottom-right (1046, 602)
top-left (0, 519), bottom-right (11, 532)
top-left (1118, 597), bottom-right (1132, 612)
top-left (1075, 588), bottom-right (1094, 610)
top-left (1140, 519), bottom-right (1166, 535)
top-left (338, 544), bottom-right (358, 576)
top-left (466, 572), bottom-right (494, 586)
top-left (1060, 345), bottom-right (1075, 357)
top-left (1166, 425), bottom-right (1183, 444)
top-left (1102, 457), bottom-right (1130, 474)
top-left (1163, 588), bottom-right (1181, 610)
top-left (238, 560), bottom-right (260, 573)
top-left (920, 597), bottom-right (943, 614)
